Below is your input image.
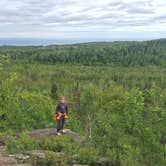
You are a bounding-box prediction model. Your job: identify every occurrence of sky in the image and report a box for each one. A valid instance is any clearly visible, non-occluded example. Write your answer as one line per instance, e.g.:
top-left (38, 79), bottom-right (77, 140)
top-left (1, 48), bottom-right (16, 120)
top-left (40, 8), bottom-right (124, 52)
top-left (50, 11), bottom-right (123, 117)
top-left (0, 0), bottom-right (166, 41)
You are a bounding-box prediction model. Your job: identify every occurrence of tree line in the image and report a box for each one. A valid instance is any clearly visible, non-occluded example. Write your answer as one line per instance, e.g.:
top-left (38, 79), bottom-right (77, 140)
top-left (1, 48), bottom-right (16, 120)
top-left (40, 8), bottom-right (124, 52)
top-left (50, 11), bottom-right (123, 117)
top-left (0, 39), bottom-right (166, 66)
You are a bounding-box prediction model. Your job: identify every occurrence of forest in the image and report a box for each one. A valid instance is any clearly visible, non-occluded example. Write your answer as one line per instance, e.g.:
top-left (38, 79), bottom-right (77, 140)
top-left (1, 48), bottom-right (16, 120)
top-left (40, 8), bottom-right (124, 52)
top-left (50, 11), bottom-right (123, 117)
top-left (0, 39), bottom-right (166, 66)
top-left (0, 39), bottom-right (166, 166)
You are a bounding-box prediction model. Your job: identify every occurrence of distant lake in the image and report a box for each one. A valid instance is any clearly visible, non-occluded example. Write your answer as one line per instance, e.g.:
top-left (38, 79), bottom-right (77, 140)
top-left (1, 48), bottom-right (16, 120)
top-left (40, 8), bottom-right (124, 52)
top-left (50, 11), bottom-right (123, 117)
top-left (0, 37), bottom-right (156, 46)
top-left (0, 38), bottom-right (87, 46)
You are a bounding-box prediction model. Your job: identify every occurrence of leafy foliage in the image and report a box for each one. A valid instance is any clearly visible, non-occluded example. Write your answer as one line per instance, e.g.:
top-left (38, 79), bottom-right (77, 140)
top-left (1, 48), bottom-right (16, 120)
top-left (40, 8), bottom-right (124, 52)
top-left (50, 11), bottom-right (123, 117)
top-left (0, 39), bottom-right (166, 66)
top-left (0, 43), bottom-right (165, 165)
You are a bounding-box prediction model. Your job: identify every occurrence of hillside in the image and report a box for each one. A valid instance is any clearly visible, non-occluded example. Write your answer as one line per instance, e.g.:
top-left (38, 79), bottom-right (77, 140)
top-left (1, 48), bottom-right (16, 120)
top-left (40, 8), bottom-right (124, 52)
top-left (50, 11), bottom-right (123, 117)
top-left (0, 39), bottom-right (165, 166)
top-left (0, 39), bottom-right (166, 66)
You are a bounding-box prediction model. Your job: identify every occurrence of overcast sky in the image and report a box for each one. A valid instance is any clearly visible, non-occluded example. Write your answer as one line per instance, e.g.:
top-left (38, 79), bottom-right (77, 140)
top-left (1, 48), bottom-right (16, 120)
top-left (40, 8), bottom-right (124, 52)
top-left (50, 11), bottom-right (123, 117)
top-left (0, 0), bottom-right (166, 40)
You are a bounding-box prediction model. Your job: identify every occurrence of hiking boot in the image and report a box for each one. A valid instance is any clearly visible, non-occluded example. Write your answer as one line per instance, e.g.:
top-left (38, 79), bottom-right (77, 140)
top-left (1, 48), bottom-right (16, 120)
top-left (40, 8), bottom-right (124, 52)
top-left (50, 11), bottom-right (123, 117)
top-left (57, 132), bottom-right (61, 136)
top-left (61, 129), bottom-right (66, 133)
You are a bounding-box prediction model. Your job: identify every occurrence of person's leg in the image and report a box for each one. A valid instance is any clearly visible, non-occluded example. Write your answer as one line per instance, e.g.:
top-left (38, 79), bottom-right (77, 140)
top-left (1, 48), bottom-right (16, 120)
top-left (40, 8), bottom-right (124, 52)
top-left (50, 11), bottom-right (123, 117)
top-left (57, 119), bottom-right (61, 132)
top-left (59, 118), bottom-right (64, 131)
top-left (61, 118), bottom-right (65, 130)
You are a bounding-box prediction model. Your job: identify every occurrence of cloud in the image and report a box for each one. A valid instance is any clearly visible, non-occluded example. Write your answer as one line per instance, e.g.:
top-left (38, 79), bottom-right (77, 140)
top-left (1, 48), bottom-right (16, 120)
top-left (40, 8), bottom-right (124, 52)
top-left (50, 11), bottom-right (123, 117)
top-left (0, 0), bottom-right (166, 39)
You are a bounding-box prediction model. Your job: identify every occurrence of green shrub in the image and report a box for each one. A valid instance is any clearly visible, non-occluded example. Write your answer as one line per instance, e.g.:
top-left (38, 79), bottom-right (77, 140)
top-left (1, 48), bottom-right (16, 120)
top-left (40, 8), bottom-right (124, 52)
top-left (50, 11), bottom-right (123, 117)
top-left (76, 146), bottom-right (99, 164)
top-left (39, 136), bottom-right (77, 153)
top-left (45, 151), bottom-right (67, 166)
top-left (30, 151), bottom-right (68, 166)
top-left (5, 132), bottom-right (38, 154)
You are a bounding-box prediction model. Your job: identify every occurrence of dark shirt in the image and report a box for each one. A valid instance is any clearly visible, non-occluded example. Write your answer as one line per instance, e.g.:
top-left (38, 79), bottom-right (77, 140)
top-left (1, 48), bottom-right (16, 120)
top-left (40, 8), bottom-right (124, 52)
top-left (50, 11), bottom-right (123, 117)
top-left (56, 103), bottom-right (68, 115)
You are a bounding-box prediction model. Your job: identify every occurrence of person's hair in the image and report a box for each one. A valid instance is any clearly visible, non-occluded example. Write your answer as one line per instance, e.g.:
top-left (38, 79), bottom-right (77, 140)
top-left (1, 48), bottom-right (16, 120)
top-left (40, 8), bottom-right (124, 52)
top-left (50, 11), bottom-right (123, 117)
top-left (60, 96), bottom-right (65, 100)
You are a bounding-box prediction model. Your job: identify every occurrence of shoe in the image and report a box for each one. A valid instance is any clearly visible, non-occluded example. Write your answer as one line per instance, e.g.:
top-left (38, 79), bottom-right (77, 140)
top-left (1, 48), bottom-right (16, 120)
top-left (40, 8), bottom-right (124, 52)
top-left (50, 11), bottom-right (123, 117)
top-left (57, 132), bottom-right (61, 136)
top-left (62, 129), bottom-right (66, 133)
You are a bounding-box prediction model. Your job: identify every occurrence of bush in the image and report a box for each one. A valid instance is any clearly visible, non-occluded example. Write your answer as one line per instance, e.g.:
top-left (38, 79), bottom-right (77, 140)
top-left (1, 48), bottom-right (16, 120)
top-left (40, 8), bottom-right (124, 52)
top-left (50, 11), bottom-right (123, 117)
top-left (75, 146), bottom-right (99, 164)
top-left (39, 136), bottom-right (77, 153)
top-left (5, 132), bottom-right (38, 154)
top-left (30, 151), bottom-right (69, 166)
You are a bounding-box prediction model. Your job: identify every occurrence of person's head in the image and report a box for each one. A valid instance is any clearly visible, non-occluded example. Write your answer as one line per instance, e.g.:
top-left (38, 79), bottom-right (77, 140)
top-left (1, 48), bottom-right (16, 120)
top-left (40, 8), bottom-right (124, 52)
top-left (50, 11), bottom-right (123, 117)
top-left (60, 96), bottom-right (65, 103)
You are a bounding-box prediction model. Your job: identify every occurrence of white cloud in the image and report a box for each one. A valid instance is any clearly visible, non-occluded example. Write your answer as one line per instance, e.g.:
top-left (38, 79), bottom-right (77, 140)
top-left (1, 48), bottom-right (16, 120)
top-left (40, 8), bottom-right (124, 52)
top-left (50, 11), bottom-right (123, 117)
top-left (0, 0), bottom-right (166, 39)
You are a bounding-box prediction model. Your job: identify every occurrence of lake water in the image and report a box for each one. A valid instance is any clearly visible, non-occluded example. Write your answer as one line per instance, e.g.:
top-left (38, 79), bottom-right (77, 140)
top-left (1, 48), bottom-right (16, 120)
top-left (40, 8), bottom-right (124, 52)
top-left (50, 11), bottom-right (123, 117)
top-left (0, 37), bottom-right (156, 46)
